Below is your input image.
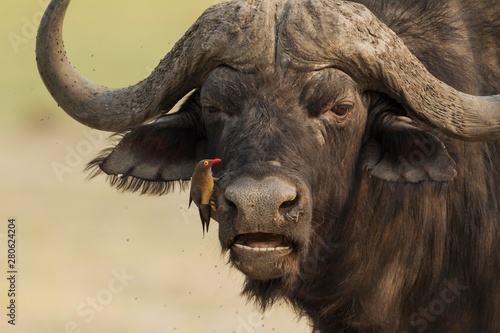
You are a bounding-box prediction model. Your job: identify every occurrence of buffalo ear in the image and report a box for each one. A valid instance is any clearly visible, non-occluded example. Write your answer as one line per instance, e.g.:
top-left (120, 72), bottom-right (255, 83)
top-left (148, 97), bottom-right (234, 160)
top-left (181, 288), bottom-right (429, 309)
top-left (360, 114), bottom-right (457, 183)
top-left (87, 90), bottom-right (208, 195)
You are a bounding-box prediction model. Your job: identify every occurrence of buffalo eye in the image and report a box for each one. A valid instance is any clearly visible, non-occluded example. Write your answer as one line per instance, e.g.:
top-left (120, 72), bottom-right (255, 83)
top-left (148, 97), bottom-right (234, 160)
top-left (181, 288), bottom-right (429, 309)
top-left (330, 104), bottom-right (352, 118)
top-left (205, 106), bottom-right (221, 115)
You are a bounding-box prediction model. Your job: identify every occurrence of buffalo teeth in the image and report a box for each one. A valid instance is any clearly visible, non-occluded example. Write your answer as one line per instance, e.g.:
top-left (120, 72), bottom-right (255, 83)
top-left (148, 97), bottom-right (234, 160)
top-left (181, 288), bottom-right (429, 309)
top-left (233, 243), bottom-right (291, 252)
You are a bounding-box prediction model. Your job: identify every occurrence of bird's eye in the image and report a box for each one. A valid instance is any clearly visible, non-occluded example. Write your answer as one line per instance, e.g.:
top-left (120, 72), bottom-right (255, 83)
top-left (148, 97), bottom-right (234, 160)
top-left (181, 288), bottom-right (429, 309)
top-left (331, 104), bottom-right (352, 118)
top-left (203, 161), bottom-right (209, 166)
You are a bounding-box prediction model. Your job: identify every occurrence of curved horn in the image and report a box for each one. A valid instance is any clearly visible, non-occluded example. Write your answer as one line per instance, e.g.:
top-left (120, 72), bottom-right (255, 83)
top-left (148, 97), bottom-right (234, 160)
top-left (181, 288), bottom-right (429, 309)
top-left (36, 0), bottom-right (272, 131)
top-left (285, 1), bottom-right (500, 141)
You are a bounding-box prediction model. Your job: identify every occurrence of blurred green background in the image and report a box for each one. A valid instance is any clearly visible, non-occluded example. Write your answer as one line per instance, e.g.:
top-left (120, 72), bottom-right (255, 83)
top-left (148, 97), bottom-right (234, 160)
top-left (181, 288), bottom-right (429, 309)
top-left (0, 0), bottom-right (309, 332)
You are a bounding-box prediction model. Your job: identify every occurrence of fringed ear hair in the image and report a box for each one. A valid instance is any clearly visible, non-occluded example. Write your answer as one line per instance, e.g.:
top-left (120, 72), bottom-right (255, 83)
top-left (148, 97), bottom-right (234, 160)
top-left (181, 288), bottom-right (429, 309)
top-left (86, 115), bottom-right (209, 195)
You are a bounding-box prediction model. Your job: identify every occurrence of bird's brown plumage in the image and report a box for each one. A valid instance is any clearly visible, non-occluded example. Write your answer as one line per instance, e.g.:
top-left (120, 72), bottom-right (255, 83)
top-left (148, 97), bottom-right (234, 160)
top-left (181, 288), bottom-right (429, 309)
top-left (189, 158), bottom-right (221, 234)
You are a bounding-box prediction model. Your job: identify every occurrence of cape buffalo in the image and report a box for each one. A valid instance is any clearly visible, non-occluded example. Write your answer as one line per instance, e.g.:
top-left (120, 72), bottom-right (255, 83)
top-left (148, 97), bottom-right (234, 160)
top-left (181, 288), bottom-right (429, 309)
top-left (37, 0), bottom-right (500, 332)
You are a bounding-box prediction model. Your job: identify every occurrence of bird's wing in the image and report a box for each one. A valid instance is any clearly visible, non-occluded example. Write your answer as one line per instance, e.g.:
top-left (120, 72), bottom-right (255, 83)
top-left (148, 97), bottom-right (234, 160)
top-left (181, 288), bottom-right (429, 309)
top-left (189, 183), bottom-right (202, 207)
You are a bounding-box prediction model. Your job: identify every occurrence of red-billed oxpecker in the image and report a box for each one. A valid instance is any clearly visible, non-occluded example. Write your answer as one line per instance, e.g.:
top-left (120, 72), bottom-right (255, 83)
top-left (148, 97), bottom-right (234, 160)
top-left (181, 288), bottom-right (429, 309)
top-left (189, 158), bottom-right (221, 234)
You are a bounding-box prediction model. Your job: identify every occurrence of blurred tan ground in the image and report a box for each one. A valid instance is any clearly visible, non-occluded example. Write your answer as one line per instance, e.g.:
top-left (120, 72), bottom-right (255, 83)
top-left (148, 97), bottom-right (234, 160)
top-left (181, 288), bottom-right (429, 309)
top-left (0, 1), bottom-right (310, 332)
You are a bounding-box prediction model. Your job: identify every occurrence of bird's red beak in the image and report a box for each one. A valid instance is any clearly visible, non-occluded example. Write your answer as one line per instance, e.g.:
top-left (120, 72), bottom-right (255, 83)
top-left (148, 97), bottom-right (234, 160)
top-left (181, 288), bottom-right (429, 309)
top-left (211, 158), bottom-right (222, 165)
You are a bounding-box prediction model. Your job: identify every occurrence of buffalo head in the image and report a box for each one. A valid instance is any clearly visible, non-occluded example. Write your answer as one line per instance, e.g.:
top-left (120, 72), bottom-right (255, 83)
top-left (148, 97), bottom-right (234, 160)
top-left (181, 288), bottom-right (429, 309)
top-left (37, 0), bottom-right (500, 301)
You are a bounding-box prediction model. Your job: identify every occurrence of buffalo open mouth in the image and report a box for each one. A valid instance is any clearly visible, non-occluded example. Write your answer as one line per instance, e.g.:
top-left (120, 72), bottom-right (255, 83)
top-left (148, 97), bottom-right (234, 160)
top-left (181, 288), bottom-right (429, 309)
top-left (232, 233), bottom-right (294, 252)
top-left (230, 232), bottom-right (296, 280)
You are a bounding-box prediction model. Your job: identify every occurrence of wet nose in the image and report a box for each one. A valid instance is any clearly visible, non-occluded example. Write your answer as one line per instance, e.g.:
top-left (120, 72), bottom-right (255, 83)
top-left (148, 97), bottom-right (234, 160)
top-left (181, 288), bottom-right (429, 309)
top-left (223, 177), bottom-right (300, 223)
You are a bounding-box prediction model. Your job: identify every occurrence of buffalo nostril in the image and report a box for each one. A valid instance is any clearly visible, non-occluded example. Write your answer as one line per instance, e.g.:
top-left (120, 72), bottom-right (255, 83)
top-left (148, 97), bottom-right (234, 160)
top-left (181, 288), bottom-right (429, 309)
top-left (226, 197), bottom-right (237, 209)
top-left (279, 194), bottom-right (300, 215)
